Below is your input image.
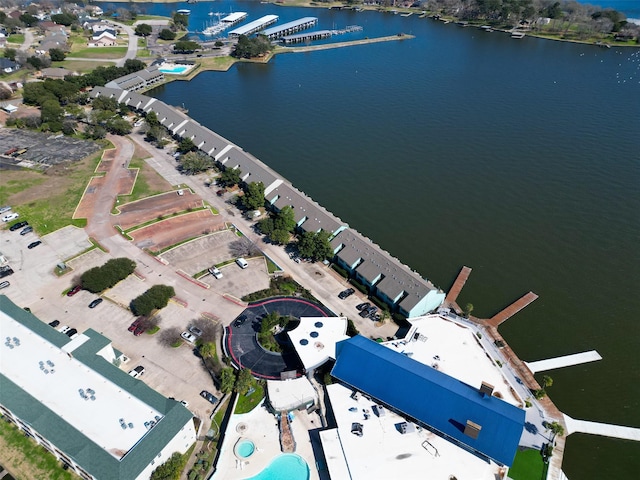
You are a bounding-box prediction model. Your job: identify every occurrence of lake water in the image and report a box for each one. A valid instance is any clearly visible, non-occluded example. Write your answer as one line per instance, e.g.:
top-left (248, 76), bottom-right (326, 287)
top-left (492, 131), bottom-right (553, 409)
top-left (115, 1), bottom-right (640, 478)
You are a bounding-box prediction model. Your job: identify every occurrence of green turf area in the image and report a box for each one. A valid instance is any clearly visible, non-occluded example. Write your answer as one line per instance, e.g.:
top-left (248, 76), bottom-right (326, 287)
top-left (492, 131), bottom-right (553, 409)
top-left (234, 384), bottom-right (264, 414)
top-left (508, 448), bottom-right (546, 480)
top-left (67, 47), bottom-right (127, 59)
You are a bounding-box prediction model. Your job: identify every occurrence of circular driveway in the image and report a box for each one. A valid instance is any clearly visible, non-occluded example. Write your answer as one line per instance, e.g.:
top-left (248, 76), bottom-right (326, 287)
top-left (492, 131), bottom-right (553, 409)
top-left (224, 297), bottom-right (333, 379)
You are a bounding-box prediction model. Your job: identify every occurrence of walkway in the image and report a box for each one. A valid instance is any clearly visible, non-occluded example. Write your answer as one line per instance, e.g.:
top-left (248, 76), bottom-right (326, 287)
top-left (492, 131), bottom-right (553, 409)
top-left (485, 291), bottom-right (538, 328)
top-left (526, 351), bottom-right (602, 374)
top-left (444, 265), bottom-right (471, 310)
top-left (564, 414), bottom-right (640, 441)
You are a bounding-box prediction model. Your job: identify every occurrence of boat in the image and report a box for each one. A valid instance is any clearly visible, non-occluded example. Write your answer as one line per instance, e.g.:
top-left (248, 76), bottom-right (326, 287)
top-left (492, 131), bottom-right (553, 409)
top-left (511, 31), bottom-right (525, 39)
top-left (177, 9), bottom-right (191, 15)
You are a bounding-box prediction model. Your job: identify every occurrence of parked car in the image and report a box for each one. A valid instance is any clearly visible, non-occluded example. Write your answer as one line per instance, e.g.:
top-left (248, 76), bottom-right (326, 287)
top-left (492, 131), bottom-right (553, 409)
top-left (216, 189), bottom-right (225, 196)
top-left (58, 325), bottom-right (71, 334)
top-left (359, 308), bottom-right (372, 318)
top-left (67, 285), bottom-right (81, 297)
top-left (19, 226), bottom-right (33, 235)
top-left (181, 331), bottom-right (197, 343)
top-left (128, 319), bottom-right (141, 332)
top-left (208, 266), bottom-right (223, 279)
top-left (0, 206), bottom-right (11, 214)
top-left (133, 324), bottom-right (146, 336)
top-left (0, 266), bottom-right (14, 278)
top-left (48, 320), bottom-right (60, 328)
top-left (233, 315), bottom-right (247, 327)
top-left (339, 288), bottom-right (355, 299)
top-left (88, 298), bottom-right (103, 309)
top-left (177, 189), bottom-right (184, 196)
top-left (65, 328), bottom-right (78, 338)
top-left (356, 302), bottom-right (371, 311)
top-left (189, 326), bottom-right (203, 337)
top-left (128, 366), bottom-right (145, 378)
top-left (236, 257), bottom-right (248, 269)
top-left (0, 281), bottom-right (10, 289)
top-left (200, 390), bottom-right (218, 404)
top-left (2, 212), bottom-right (18, 222)
top-left (9, 221), bottom-right (27, 231)
top-left (27, 240), bottom-right (41, 249)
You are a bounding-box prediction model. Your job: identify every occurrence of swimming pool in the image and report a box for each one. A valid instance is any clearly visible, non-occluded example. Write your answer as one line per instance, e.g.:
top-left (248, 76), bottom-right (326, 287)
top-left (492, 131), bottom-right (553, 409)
top-left (235, 439), bottom-right (255, 459)
top-left (159, 65), bottom-right (189, 74)
top-left (245, 454), bottom-right (310, 480)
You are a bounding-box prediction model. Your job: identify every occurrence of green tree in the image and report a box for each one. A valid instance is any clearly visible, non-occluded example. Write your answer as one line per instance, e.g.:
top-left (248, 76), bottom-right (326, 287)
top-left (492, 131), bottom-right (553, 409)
top-left (542, 375), bottom-right (553, 389)
top-left (270, 229), bottom-right (291, 246)
top-left (218, 167), bottom-right (241, 188)
top-left (179, 151), bottom-right (213, 175)
top-left (41, 99), bottom-right (63, 131)
top-left (235, 368), bottom-right (255, 395)
top-left (232, 34), bottom-right (273, 59)
top-left (273, 205), bottom-right (296, 232)
top-left (19, 13), bottom-right (39, 27)
top-left (159, 28), bottom-right (176, 41)
top-left (51, 12), bottom-right (77, 26)
top-left (135, 23), bottom-right (152, 37)
top-left (198, 341), bottom-right (216, 358)
top-left (174, 40), bottom-right (200, 53)
top-left (464, 303), bottom-right (474, 318)
top-left (150, 452), bottom-right (186, 480)
top-left (4, 48), bottom-right (17, 61)
top-left (241, 181), bottom-right (265, 211)
top-left (172, 12), bottom-right (190, 30)
top-left (177, 137), bottom-right (196, 153)
top-left (297, 230), bottom-right (333, 262)
top-left (220, 367), bottom-right (236, 394)
top-left (547, 421), bottom-right (565, 438)
top-left (130, 285), bottom-right (176, 316)
top-left (49, 48), bottom-right (66, 62)
top-left (92, 96), bottom-right (119, 111)
top-left (81, 258), bottom-right (136, 293)
top-left (106, 116), bottom-right (132, 135)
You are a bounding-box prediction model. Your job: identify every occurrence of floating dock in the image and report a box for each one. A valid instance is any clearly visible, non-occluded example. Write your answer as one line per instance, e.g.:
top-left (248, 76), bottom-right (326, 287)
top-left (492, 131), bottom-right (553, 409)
top-left (526, 350), bottom-right (602, 374)
top-left (564, 414), bottom-right (640, 441)
top-left (228, 14), bottom-right (279, 38)
top-left (282, 30), bottom-right (332, 44)
top-left (262, 17), bottom-right (318, 40)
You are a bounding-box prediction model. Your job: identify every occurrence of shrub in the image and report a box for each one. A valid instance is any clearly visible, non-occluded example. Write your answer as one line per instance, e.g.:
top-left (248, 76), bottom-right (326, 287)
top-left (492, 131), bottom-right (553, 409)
top-left (81, 258), bottom-right (136, 293)
top-left (130, 285), bottom-right (175, 316)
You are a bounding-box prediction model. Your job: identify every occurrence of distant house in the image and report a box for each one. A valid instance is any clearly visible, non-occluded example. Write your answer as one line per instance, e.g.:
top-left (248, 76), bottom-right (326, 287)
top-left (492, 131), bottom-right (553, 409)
top-left (104, 66), bottom-right (164, 91)
top-left (85, 5), bottom-right (104, 17)
top-left (41, 67), bottom-right (72, 80)
top-left (89, 30), bottom-right (117, 47)
top-left (0, 58), bottom-right (19, 74)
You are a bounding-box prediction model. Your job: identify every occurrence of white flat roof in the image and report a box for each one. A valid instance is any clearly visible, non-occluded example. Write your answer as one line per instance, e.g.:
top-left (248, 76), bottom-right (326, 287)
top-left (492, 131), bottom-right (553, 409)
top-left (323, 383), bottom-right (503, 480)
top-left (386, 314), bottom-right (522, 406)
top-left (229, 15), bottom-right (279, 36)
top-left (1, 311), bottom-right (162, 459)
top-left (266, 377), bottom-right (317, 412)
top-left (288, 317), bottom-right (348, 371)
top-left (222, 12), bottom-right (247, 23)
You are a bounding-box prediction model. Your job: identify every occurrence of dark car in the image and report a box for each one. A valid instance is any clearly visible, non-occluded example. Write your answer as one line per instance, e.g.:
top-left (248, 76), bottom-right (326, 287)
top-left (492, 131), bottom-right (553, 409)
top-left (133, 324), bottom-right (146, 336)
top-left (67, 285), bottom-right (82, 297)
top-left (65, 328), bottom-right (78, 338)
top-left (200, 390), bottom-right (218, 404)
top-left (9, 221), bottom-right (28, 232)
top-left (0, 280), bottom-right (9, 289)
top-left (19, 226), bottom-right (33, 236)
top-left (128, 319), bottom-right (141, 332)
top-left (88, 298), bottom-right (103, 309)
top-left (356, 302), bottom-right (371, 311)
top-left (233, 315), bottom-right (247, 327)
top-left (339, 288), bottom-right (355, 299)
top-left (216, 189), bottom-right (225, 196)
top-left (27, 240), bottom-right (42, 249)
top-left (48, 320), bottom-right (60, 328)
top-left (0, 266), bottom-right (14, 278)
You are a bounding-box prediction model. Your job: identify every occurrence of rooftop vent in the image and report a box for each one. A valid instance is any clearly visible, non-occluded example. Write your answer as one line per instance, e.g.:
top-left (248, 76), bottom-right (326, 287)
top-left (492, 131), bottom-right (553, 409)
top-left (464, 420), bottom-right (482, 439)
top-left (480, 381), bottom-right (495, 396)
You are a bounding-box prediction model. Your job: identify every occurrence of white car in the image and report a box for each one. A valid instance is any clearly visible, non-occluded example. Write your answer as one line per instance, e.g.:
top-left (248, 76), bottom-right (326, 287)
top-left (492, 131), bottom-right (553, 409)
top-left (2, 213), bottom-right (18, 222)
top-left (177, 189), bottom-right (184, 196)
top-left (208, 266), bottom-right (223, 279)
top-left (0, 206), bottom-right (11, 214)
top-left (128, 366), bottom-right (145, 378)
top-left (181, 331), bottom-right (197, 343)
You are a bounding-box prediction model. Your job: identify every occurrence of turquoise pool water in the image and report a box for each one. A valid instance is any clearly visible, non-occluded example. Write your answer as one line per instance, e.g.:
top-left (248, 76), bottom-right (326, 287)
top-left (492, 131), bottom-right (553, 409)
top-left (245, 454), bottom-right (310, 480)
top-left (235, 439), bottom-right (255, 459)
top-left (159, 65), bottom-right (189, 74)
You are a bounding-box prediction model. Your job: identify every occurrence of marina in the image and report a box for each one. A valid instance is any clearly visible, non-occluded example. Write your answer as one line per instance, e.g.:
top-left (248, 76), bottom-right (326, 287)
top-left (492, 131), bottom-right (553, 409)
top-left (200, 12), bottom-right (248, 37)
top-left (262, 17), bottom-right (318, 40)
top-left (228, 14), bottom-right (279, 38)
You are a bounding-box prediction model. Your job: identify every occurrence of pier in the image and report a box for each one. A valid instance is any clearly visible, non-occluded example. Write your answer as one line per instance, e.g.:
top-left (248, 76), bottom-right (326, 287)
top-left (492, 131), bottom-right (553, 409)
top-left (229, 15), bottom-right (279, 38)
top-left (444, 265), bottom-right (472, 310)
top-left (282, 30), bottom-right (332, 45)
top-left (280, 34), bottom-right (413, 52)
top-left (526, 351), bottom-right (602, 374)
top-left (485, 291), bottom-right (538, 328)
top-left (263, 17), bottom-right (318, 40)
top-left (564, 414), bottom-right (640, 441)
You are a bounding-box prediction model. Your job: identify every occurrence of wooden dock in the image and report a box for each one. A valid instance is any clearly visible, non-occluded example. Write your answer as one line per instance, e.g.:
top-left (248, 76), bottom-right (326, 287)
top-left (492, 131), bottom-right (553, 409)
top-left (485, 291), bottom-right (538, 328)
top-left (444, 266), bottom-right (472, 309)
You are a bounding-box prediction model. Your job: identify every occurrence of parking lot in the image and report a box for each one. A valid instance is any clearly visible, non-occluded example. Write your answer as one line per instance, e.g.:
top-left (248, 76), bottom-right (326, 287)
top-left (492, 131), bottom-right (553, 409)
top-left (0, 129), bottom-right (100, 168)
top-left (160, 229), bottom-right (238, 274)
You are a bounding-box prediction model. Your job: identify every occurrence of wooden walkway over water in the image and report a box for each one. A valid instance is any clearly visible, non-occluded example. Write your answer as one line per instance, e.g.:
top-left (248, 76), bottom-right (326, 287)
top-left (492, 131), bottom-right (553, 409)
top-left (444, 266), bottom-right (471, 309)
top-left (485, 291), bottom-right (538, 328)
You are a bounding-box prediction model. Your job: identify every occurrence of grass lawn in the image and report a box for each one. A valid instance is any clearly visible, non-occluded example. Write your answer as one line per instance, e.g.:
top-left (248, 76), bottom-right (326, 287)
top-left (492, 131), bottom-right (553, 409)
top-left (0, 418), bottom-right (79, 480)
top-left (52, 60), bottom-right (115, 72)
top-left (116, 144), bottom-right (173, 204)
top-left (7, 34), bottom-right (24, 44)
top-left (234, 384), bottom-right (264, 414)
top-left (0, 148), bottom-right (105, 235)
top-left (67, 47), bottom-right (128, 59)
top-left (508, 448), bottom-right (546, 480)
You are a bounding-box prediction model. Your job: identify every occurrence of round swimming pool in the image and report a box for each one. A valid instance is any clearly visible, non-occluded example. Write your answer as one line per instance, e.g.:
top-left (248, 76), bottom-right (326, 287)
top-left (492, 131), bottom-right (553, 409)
top-left (246, 453), bottom-right (310, 480)
top-left (235, 439), bottom-right (255, 459)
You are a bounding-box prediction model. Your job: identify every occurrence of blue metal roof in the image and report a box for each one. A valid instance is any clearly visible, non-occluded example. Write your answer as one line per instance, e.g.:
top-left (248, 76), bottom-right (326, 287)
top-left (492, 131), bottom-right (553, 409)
top-left (331, 336), bottom-right (525, 466)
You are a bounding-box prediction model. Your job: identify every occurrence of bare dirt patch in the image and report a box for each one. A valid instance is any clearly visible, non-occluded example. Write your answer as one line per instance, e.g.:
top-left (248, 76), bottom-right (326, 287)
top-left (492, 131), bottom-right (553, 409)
top-left (114, 190), bottom-right (204, 230)
top-left (73, 175), bottom-right (106, 220)
top-left (129, 210), bottom-right (225, 252)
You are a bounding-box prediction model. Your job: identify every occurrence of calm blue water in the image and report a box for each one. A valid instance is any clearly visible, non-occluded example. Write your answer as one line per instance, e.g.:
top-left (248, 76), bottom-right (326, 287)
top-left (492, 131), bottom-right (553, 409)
top-left (236, 439), bottom-right (255, 458)
top-left (245, 453), bottom-right (310, 480)
top-left (108, 1), bottom-right (640, 479)
top-left (576, 0), bottom-right (640, 18)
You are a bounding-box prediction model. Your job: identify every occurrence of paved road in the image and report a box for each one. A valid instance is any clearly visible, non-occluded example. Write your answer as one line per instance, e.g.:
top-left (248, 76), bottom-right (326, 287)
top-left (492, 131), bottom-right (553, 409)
top-left (19, 28), bottom-right (34, 52)
top-left (110, 20), bottom-right (138, 67)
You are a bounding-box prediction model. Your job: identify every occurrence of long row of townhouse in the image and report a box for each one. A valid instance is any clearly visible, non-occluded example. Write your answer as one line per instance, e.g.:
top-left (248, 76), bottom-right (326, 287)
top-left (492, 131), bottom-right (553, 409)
top-left (91, 86), bottom-right (445, 317)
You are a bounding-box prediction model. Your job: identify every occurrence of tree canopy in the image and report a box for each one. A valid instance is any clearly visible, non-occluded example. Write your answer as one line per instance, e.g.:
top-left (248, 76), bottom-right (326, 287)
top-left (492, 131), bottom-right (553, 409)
top-left (258, 205), bottom-right (296, 244)
top-left (135, 23), bottom-right (153, 36)
top-left (178, 151), bottom-right (214, 175)
top-left (150, 452), bottom-right (186, 480)
top-left (218, 167), bottom-right (241, 188)
top-left (49, 48), bottom-right (66, 62)
top-left (297, 230), bottom-right (333, 262)
top-left (232, 35), bottom-right (273, 59)
top-left (51, 12), bottom-right (77, 26)
top-left (159, 28), bottom-right (176, 41)
top-left (81, 258), bottom-right (137, 293)
top-left (174, 40), bottom-right (200, 53)
top-left (130, 285), bottom-right (176, 316)
top-left (241, 182), bottom-right (265, 211)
